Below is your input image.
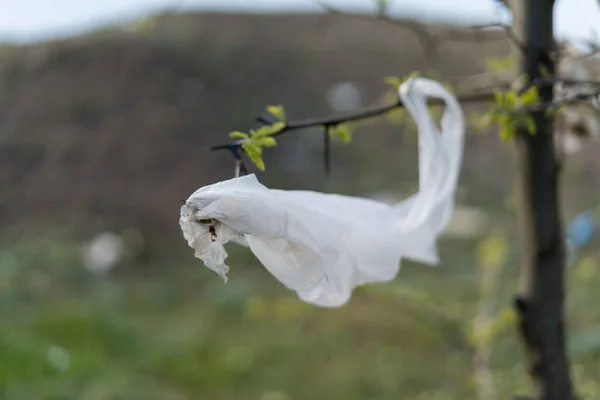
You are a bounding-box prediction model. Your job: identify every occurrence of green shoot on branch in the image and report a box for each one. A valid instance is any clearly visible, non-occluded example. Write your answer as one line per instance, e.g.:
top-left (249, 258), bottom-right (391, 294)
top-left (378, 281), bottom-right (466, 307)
top-left (228, 105), bottom-right (287, 171)
top-left (384, 71), bottom-right (420, 91)
top-left (330, 124), bottom-right (352, 143)
top-left (484, 85), bottom-right (540, 140)
top-left (266, 105), bottom-right (286, 121)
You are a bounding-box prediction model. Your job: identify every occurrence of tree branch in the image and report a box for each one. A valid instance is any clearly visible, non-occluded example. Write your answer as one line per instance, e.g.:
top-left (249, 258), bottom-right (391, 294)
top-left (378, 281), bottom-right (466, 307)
top-left (209, 77), bottom-right (600, 156)
top-left (471, 23), bottom-right (527, 53)
top-left (209, 90), bottom-right (493, 153)
top-left (567, 38), bottom-right (600, 61)
top-left (316, 2), bottom-right (525, 54)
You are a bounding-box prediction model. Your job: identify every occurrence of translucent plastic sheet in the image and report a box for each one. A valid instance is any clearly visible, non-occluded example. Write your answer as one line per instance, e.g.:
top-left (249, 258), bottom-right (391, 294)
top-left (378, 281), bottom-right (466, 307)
top-left (180, 77), bottom-right (465, 307)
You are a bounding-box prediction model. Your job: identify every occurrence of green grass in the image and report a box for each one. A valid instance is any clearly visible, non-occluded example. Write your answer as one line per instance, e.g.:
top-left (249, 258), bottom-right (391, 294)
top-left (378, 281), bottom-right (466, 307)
top-left (0, 229), bottom-right (599, 400)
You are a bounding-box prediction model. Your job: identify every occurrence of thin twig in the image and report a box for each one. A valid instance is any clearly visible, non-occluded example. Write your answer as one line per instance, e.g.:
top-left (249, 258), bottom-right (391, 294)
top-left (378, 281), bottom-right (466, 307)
top-left (470, 23), bottom-right (526, 53)
top-left (316, 2), bottom-right (524, 53)
top-left (230, 146), bottom-right (247, 177)
top-left (529, 90), bottom-right (600, 112)
top-left (323, 125), bottom-right (331, 177)
top-left (522, 76), bottom-right (600, 95)
top-left (567, 38), bottom-right (600, 61)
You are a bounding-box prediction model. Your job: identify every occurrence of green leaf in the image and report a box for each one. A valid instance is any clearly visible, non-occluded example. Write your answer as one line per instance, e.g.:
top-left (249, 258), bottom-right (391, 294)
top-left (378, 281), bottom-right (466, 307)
top-left (493, 90), bottom-right (504, 105)
top-left (256, 136), bottom-right (277, 147)
top-left (499, 125), bottom-right (515, 140)
top-left (493, 89), bottom-right (519, 108)
top-left (250, 155), bottom-right (265, 171)
top-left (469, 111), bottom-right (491, 132)
top-left (253, 122), bottom-right (285, 137)
top-left (546, 105), bottom-right (566, 118)
top-left (229, 131), bottom-right (249, 140)
top-left (404, 71), bottom-right (420, 81)
top-left (243, 143), bottom-right (265, 171)
top-left (385, 71), bottom-right (420, 90)
top-left (538, 64), bottom-right (551, 77)
top-left (269, 121), bottom-right (285, 134)
top-left (483, 55), bottom-right (515, 73)
top-left (519, 86), bottom-right (539, 105)
top-left (498, 126), bottom-right (509, 140)
top-left (243, 142), bottom-right (262, 157)
top-left (523, 115), bottom-right (537, 135)
top-left (469, 307), bottom-right (516, 347)
top-left (477, 230), bottom-right (508, 268)
top-left (250, 128), bottom-right (263, 138)
top-left (237, 120), bottom-right (285, 172)
top-left (505, 90), bottom-right (517, 107)
top-left (266, 105), bottom-right (286, 121)
top-left (384, 76), bottom-right (402, 89)
top-left (334, 125), bottom-right (352, 143)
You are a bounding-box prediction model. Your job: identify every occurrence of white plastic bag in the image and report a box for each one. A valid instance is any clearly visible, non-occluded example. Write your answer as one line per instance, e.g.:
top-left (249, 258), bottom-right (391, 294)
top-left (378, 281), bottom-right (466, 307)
top-left (179, 77), bottom-right (465, 307)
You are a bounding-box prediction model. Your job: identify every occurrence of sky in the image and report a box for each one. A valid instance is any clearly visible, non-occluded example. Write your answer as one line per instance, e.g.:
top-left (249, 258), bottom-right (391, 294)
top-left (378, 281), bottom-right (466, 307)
top-left (0, 0), bottom-right (598, 45)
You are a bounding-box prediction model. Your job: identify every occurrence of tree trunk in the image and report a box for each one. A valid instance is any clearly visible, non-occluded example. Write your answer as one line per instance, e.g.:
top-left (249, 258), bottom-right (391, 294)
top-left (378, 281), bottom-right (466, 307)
top-left (511, 1), bottom-right (575, 399)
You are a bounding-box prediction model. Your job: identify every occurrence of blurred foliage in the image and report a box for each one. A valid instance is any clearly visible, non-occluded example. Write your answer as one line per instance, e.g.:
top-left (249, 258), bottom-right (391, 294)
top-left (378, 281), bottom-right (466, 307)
top-left (1, 223), bottom-right (600, 400)
top-left (486, 86), bottom-right (539, 140)
top-left (482, 55), bottom-right (515, 74)
top-left (331, 124), bottom-right (352, 144)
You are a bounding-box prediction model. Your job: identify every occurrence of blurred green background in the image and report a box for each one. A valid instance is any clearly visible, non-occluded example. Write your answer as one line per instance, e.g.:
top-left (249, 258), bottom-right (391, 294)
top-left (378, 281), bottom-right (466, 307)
top-left (0, 12), bottom-right (599, 400)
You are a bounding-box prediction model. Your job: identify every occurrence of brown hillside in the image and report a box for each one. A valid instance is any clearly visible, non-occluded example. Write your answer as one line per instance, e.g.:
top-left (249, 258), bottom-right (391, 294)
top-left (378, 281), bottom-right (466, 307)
top-left (1, 12), bottom-right (595, 258)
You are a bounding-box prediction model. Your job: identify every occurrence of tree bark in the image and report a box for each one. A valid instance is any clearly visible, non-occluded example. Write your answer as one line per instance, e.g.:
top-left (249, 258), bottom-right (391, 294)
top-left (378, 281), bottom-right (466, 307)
top-left (512, 1), bottom-right (575, 399)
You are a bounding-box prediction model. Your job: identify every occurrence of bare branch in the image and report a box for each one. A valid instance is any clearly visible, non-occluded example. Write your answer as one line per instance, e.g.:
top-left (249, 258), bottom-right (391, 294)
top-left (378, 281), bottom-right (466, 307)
top-left (315, 2), bottom-right (525, 54)
top-left (447, 71), bottom-right (513, 93)
top-left (470, 23), bottom-right (526, 53)
top-left (564, 38), bottom-right (600, 61)
top-left (530, 89), bottom-right (600, 112)
top-left (519, 76), bottom-right (600, 95)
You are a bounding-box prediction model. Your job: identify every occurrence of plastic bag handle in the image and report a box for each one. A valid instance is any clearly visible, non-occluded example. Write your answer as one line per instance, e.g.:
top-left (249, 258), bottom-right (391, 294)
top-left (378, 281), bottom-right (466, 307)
top-left (398, 77), bottom-right (465, 233)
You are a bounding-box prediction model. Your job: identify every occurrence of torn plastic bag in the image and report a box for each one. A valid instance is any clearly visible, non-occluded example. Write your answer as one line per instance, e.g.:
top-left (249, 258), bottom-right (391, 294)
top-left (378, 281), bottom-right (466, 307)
top-left (179, 77), bottom-right (465, 307)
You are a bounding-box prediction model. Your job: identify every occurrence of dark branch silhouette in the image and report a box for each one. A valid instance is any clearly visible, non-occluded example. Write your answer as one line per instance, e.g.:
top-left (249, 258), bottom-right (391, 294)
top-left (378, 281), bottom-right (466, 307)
top-left (209, 77), bottom-right (600, 162)
top-left (209, 90), bottom-right (494, 153)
